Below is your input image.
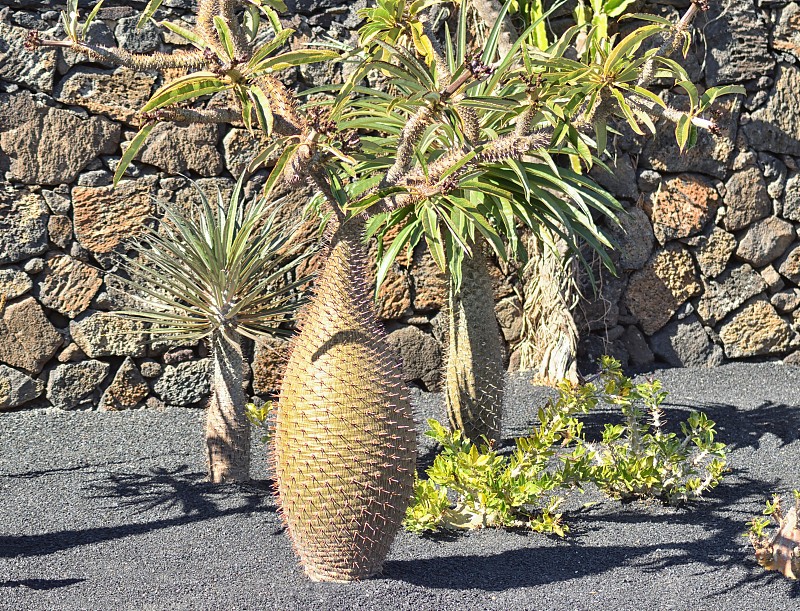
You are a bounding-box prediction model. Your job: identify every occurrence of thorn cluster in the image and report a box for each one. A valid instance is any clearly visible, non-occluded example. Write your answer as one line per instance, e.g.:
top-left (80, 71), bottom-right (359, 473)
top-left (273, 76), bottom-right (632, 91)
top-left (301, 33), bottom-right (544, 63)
top-left (23, 30), bottom-right (41, 51)
top-left (465, 54), bottom-right (494, 79)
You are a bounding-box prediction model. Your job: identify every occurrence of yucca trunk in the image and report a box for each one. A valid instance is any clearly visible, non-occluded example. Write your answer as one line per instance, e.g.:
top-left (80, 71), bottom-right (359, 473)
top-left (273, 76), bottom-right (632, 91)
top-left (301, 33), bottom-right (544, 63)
top-left (517, 230), bottom-right (579, 385)
top-left (273, 219), bottom-right (417, 582)
top-left (205, 329), bottom-right (250, 483)
top-left (445, 246), bottom-right (505, 445)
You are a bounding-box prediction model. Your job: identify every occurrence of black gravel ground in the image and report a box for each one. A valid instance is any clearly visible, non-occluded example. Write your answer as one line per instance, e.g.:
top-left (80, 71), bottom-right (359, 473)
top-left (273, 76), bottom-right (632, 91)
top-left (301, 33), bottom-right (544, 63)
top-left (2, 362), bottom-right (799, 610)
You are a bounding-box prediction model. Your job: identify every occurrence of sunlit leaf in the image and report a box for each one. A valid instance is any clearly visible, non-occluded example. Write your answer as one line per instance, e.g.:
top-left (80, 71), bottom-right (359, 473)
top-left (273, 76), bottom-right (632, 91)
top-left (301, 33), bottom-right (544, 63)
top-left (113, 122), bottom-right (155, 187)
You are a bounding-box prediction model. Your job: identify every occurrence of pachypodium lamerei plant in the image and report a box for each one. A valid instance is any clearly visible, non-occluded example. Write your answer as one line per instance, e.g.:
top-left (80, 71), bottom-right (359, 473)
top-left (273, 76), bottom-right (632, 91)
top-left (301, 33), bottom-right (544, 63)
top-left (115, 177), bottom-right (308, 484)
top-left (30, 0), bottom-right (417, 582)
top-left (28, 0), bottom-right (741, 581)
top-left (347, 0), bottom-right (742, 442)
top-left (747, 491), bottom-right (800, 580)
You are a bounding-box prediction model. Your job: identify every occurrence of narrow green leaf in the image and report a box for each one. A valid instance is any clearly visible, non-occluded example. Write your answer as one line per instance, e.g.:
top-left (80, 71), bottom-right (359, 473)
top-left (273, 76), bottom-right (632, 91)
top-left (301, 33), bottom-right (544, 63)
top-left (652, 56), bottom-right (691, 82)
top-left (249, 86), bottom-right (275, 134)
top-left (677, 80), bottom-right (699, 111)
top-left (256, 49), bottom-right (340, 72)
top-left (610, 88), bottom-right (644, 135)
top-left (700, 85), bottom-right (746, 108)
top-left (480, 0), bottom-right (512, 63)
top-left (243, 5), bottom-right (261, 41)
top-left (421, 205), bottom-right (446, 271)
top-left (604, 24), bottom-right (664, 73)
top-left (137, 0), bottom-right (165, 29)
top-left (233, 86), bottom-right (254, 131)
top-left (259, 143), bottom-right (299, 198)
top-left (141, 72), bottom-right (228, 112)
top-left (457, 0), bottom-right (467, 67)
top-left (618, 13), bottom-right (674, 25)
top-left (687, 124), bottom-right (699, 150)
top-left (113, 122), bottom-right (155, 186)
top-left (246, 28), bottom-right (295, 72)
top-left (595, 121), bottom-right (607, 155)
top-left (262, 4), bottom-right (284, 32)
top-left (376, 219), bottom-right (422, 292)
top-left (459, 96), bottom-right (520, 112)
top-left (629, 85), bottom-right (666, 110)
top-left (81, 0), bottom-right (105, 39)
top-left (160, 20), bottom-right (205, 49)
top-left (213, 15), bottom-right (236, 61)
top-left (444, 21), bottom-right (455, 73)
top-left (675, 114), bottom-right (691, 153)
top-left (605, 0), bottom-right (638, 18)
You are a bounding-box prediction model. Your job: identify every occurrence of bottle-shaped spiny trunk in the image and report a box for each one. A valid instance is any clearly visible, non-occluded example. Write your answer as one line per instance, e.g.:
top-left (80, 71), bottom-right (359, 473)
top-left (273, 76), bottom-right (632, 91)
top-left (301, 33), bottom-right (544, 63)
top-left (206, 329), bottom-right (250, 483)
top-left (273, 219), bottom-right (417, 582)
top-left (516, 229), bottom-right (579, 385)
top-left (445, 245), bottom-right (505, 445)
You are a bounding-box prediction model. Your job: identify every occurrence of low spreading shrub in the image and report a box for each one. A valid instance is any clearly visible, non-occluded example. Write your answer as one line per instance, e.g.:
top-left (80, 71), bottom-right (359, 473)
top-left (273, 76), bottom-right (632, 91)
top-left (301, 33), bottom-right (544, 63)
top-left (405, 357), bottom-right (728, 534)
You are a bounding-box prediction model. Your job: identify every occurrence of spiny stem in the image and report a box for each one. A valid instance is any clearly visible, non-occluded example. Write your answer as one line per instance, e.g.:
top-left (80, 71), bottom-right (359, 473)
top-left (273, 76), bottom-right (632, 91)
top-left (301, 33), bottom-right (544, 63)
top-left (637, 0), bottom-right (705, 89)
top-left (219, 0), bottom-right (252, 61)
top-left (197, 0), bottom-right (222, 54)
top-left (30, 35), bottom-right (206, 70)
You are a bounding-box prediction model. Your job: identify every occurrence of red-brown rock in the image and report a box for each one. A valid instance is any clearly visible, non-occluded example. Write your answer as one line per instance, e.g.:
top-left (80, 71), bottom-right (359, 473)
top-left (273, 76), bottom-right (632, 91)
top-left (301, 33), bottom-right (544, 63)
top-left (624, 244), bottom-right (701, 335)
top-left (73, 179), bottom-right (156, 253)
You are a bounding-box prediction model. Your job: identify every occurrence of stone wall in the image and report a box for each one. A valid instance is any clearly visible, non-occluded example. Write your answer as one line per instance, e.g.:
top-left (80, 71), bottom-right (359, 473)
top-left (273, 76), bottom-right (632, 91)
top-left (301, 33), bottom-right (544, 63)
top-left (0, 0), bottom-right (799, 413)
top-left (576, 0), bottom-right (800, 372)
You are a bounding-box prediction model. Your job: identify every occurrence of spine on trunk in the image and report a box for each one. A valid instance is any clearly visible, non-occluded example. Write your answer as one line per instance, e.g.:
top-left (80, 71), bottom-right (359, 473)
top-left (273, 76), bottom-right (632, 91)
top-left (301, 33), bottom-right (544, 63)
top-left (445, 247), bottom-right (505, 444)
top-left (273, 219), bottom-right (417, 582)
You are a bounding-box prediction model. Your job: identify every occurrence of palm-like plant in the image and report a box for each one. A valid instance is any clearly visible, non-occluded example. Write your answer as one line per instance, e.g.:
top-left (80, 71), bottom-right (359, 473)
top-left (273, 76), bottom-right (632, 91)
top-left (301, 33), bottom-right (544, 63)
top-left (27, 0), bottom-right (339, 186)
top-left (334, 0), bottom-right (742, 442)
top-left (117, 178), bottom-right (308, 483)
top-left (336, 2), bottom-right (625, 442)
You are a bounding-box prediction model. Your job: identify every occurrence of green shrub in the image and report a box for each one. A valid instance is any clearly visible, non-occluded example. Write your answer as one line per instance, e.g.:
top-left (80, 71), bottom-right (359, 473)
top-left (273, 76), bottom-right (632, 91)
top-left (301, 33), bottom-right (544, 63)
top-left (578, 357), bottom-right (728, 505)
top-left (404, 419), bottom-right (576, 535)
top-left (245, 402), bottom-right (274, 444)
top-left (405, 357), bottom-right (728, 534)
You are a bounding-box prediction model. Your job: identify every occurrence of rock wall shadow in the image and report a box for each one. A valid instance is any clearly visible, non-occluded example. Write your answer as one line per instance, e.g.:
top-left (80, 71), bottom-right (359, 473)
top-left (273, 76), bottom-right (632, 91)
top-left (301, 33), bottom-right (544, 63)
top-left (0, 466), bottom-right (275, 559)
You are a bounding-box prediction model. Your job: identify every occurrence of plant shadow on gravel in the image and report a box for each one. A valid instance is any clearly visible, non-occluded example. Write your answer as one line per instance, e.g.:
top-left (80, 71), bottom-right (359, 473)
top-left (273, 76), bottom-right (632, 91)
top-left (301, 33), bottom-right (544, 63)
top-left (0, 466), bottom-right (276, 559)
top-left (388, 463), bottom-right (799, 597)
top-left (502, 399), bottom-right (800, 451)
top-left (0, 578), bottom-right (86, 590)
top-left (664, 400), bottom-right (800, 450)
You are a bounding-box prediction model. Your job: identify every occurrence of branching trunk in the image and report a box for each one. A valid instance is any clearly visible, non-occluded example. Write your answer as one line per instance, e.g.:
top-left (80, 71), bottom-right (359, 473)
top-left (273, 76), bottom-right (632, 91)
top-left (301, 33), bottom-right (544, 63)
top-left (206, 329), bottom-right (250, 483)
top-left (445, 246), bottom-right (505, 445)
top-left (516, 229), bottom-right (579, 386)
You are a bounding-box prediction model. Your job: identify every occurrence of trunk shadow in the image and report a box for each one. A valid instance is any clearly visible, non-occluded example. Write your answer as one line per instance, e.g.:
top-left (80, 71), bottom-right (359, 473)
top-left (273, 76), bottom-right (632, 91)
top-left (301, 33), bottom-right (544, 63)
top-left (0, 466), bottom-right (276, 559)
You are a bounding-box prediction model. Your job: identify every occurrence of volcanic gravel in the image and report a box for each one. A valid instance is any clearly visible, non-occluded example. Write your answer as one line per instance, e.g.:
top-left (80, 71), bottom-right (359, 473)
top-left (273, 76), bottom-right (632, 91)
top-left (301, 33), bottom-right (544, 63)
top-left (1, 362), bottom-right (799, 610)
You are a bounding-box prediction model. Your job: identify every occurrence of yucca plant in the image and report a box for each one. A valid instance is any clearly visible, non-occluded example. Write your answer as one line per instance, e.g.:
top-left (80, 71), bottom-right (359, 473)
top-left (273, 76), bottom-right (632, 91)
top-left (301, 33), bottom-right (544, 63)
top-left (116, 177), bottom-right (308, 483)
